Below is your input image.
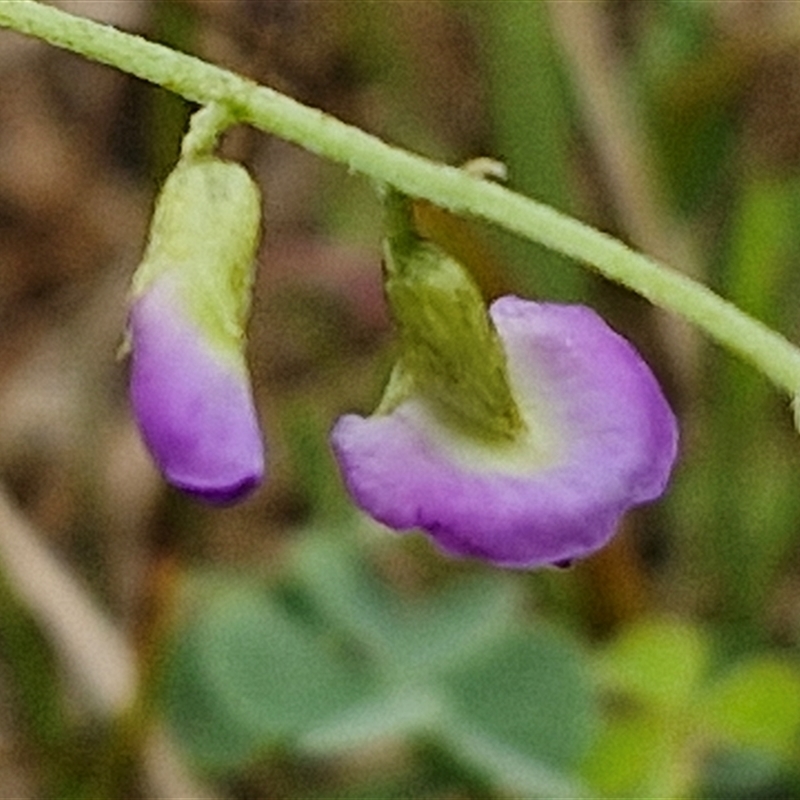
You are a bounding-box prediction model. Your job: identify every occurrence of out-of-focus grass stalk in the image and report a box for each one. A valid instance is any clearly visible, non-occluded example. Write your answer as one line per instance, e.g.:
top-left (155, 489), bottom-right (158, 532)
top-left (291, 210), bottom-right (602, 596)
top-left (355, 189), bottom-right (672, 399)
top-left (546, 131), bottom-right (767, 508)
top-left (476, 1), bottom-right (586, 301)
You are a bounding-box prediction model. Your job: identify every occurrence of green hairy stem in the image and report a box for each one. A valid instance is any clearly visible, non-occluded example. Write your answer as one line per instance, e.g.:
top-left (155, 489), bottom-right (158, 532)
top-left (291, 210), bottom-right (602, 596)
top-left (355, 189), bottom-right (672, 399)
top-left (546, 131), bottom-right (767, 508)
top-left (2, 0), bottom-right (800, 402)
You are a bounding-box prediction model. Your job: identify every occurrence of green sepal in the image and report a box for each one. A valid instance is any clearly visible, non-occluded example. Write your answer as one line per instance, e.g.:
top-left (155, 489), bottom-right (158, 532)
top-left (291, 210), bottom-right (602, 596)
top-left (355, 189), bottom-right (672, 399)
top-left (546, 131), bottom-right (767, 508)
top-left (380, 191), bottom-right (523, 442)
top-left (131, 155), bottom-right (262, 356)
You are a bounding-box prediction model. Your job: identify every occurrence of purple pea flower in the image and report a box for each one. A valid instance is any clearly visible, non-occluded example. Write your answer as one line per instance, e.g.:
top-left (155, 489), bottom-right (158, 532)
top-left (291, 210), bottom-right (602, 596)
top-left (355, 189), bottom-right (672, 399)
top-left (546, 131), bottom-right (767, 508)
top-left (331, 296), bottom-right (678, 569)
top-left (128, 156), bottom-right (264, 504)
top-left (129, 274), bottom-right (264, 504)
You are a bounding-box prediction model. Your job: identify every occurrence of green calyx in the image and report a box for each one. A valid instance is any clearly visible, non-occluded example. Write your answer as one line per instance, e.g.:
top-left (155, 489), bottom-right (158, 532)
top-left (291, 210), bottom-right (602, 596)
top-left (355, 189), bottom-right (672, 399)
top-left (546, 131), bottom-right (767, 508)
top-left (132, 154), bottom-right (262, 357)
top-left (380, 191), bottom-right (524, 442)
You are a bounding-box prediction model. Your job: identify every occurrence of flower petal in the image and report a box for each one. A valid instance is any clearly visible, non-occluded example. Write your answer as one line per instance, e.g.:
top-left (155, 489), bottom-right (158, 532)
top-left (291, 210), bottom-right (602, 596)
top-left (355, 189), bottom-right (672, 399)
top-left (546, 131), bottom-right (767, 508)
top-left (331, 297), bottom-right (678, 568)
top-left (129, 275), bottom-right (264, 504)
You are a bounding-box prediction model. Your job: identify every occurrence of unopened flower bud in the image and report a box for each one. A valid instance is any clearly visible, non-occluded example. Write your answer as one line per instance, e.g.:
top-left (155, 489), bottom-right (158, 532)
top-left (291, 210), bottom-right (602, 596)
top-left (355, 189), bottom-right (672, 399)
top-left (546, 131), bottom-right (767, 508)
top-left (128, 156), bottom-right (265, 504)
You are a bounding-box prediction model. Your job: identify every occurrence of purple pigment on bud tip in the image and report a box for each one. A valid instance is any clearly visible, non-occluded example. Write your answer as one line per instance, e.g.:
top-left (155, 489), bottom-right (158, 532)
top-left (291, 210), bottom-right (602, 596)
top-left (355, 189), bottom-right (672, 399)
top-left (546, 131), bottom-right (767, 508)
top-left (129, 276), bottom-right (264, 504)
top-left (331, 297), bottom-right (678, 569)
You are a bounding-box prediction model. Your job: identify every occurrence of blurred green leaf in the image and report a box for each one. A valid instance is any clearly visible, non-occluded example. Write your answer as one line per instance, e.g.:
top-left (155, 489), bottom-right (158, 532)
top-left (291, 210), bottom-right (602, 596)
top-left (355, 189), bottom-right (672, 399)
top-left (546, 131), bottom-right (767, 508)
top-left (442, 727), bottom-right (590, 799)
top-left (580, 712), bottom-right (669, 798)
top-left (299, 686), bottom-right (444, 756)
top-left (700, 658), bottom-right (800, 757)
top-left (289, 532), bottom-right (403, 664)
top-left (291, 532), bottom-right (520, 682)
top-left (287, 531), bottom-right (591, 794)
top-left (162, 580), bottom-right (371, 769)
top-left (295, 551), bottom-right (594, 794)
top-left (440, 628), bottom-right (595, 773)
top-left (160, 620), bottom-right (257, 769)
top-left (597, 617), bottom-right (708, 711)
top-left (388, 575), bottom-right (520, 682)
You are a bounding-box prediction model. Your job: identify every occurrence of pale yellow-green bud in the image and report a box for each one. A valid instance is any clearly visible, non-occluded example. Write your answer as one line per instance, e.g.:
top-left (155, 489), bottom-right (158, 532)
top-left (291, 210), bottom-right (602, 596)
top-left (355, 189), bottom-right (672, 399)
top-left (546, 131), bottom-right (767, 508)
top-left (132, 156), bottom-right (262, 357)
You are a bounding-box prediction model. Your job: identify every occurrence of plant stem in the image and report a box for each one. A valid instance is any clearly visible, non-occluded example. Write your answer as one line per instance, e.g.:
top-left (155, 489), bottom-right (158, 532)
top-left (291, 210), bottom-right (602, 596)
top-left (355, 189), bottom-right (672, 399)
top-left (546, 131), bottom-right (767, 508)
top-left (1, 0), bottom-right (800, 397)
